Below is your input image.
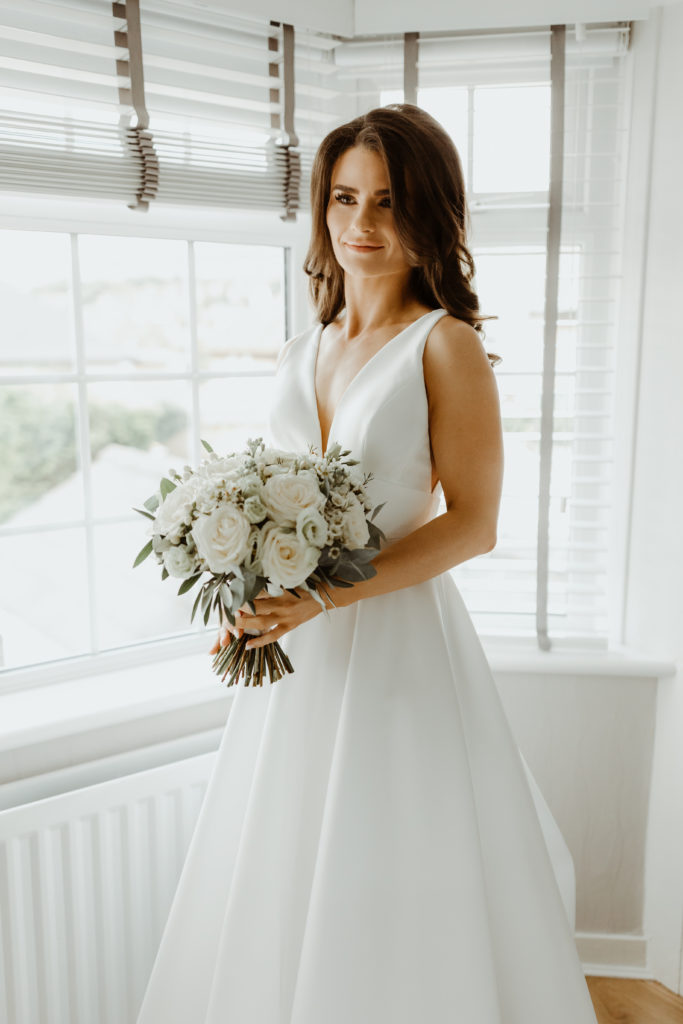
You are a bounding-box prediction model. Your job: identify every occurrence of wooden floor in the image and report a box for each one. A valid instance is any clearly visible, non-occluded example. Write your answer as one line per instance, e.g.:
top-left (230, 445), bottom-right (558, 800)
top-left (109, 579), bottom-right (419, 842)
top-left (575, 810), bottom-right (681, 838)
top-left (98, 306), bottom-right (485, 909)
top-left (586, 976), bottom-right (683, 1024)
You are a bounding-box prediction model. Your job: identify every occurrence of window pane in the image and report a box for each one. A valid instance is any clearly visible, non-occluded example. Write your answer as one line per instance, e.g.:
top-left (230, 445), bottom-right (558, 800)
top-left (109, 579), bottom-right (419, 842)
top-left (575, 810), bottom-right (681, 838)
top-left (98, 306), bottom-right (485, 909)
top-left (94, 521), bottom-right (204, 651)
top-left (417, 86), bottom-right (469, 181)
top-left (0, 383), bottom-right (83, 527)
top-left (194, 242), bottom-right (285, 372)
top-left (473, 250), bottom-right (546, 372)
top-left (79, 235), bottom-right (191, 373)
top-left (199, 376), bottom-right (276, 455)
top-left (88, 380), bottom-right (192, 520)
top-left (0, 230), bottom-right (74, 375)
top-left (0, 526), bottom-right (90, 669)
top-left (473, 85), bottom-right (550, 193)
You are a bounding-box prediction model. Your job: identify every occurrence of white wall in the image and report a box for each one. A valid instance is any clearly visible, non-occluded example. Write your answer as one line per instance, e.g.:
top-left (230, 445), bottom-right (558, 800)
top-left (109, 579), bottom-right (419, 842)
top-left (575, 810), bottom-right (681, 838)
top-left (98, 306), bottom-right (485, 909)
top-left (622, 2), bottom-right (683, 995)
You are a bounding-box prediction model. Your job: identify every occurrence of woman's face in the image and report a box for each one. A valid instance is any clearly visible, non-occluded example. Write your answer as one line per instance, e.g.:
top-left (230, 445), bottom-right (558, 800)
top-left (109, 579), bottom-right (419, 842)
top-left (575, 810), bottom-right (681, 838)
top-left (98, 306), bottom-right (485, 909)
top-left (325, 145), bottom-right (411, 279)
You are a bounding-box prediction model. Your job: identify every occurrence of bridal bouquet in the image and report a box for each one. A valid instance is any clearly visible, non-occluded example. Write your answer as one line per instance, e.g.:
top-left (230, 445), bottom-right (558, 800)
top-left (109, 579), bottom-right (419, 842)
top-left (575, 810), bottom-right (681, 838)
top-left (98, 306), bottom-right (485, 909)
top-left (132, 437), bottom-right (386, 687)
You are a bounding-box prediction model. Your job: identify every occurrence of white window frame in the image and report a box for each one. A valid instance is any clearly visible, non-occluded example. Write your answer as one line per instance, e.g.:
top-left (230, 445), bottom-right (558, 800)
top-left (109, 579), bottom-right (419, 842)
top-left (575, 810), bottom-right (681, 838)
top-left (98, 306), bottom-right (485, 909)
top-left (0, 193), bottom-right (312, 694)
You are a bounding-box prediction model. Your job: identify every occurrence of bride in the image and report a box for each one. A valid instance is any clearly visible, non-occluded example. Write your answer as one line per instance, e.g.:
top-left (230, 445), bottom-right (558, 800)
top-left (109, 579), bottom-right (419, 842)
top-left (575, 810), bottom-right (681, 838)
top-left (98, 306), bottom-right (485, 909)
top-left (137, 104), bottom-right (598, 1023)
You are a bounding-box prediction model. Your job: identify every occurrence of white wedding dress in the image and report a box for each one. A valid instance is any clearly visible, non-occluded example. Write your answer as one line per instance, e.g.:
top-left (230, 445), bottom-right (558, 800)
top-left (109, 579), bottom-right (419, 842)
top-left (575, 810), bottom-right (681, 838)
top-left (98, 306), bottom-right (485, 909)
top-left (135, 308), bottom-right (598, 1023)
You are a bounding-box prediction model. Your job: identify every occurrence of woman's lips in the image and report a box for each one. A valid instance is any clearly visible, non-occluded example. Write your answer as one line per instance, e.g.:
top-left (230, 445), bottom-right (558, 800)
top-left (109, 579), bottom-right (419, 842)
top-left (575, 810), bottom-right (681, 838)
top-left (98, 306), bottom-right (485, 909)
top-left (345, 242), bottom-right (383, 252)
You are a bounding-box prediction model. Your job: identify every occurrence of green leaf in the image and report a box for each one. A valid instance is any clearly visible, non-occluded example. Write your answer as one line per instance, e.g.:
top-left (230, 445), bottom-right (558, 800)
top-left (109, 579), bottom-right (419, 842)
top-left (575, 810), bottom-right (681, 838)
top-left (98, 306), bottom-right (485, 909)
top-left (230, 577), bottom-right (246, 607)
top-left (200, 438), bottom-right (215, 453)
top-left (203, 601), bottom-right (213, 626)
top-left (345, 547), bottom-right (378, 564)
top-left (177, 571), bottom-right (202, 595)
top-left (370, 501), bottom-right (386, 522)
top-left (133, 539), bottom-right (153, 568)
top-left (336, 566), bottom-right (364, 582)
top-left (161, 567), bottom-right (169, 580)
top-left (133, 506), bottom-right (156, 521)
top-left (144, 494), bottom-right (160, 512)
top-left (190, 586), bottom-right (204, 623)
top-left (160, 477), bottom-right (176, 498)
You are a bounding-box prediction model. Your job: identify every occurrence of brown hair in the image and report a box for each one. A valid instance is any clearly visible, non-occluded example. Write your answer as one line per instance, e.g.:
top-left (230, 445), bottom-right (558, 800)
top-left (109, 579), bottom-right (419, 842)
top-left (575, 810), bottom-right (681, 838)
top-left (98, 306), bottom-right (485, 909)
top-left (303, 103), bottom-right (501, 367)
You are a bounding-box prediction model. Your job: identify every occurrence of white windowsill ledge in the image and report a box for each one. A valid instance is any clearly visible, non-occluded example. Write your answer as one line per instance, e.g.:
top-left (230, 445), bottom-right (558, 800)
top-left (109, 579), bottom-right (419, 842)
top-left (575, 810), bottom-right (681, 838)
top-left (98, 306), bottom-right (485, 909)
top-left (0, 640), bottom-right (675, 757)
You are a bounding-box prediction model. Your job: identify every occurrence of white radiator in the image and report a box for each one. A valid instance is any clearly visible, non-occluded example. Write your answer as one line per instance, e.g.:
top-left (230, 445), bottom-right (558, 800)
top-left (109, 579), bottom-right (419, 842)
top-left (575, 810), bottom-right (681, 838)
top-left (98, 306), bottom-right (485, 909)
top-left (0, 751), bottom-right (217, 1024)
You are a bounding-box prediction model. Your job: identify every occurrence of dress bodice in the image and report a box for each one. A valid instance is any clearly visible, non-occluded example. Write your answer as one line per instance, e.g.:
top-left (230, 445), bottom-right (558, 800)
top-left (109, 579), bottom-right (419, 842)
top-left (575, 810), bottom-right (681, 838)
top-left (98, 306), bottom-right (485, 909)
top-left (268, 308), bottom-right (450, 544)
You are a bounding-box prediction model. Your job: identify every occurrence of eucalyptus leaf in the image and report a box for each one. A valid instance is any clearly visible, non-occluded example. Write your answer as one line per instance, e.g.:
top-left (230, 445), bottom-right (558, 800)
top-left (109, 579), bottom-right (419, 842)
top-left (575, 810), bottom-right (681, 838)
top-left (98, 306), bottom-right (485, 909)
top-left (177, 572), bottom-right (202, 596)
top-left (334, 560), bottom-right (366, 581)
top-left (133, 507), bottom-right (156, 521)
top-left (230, 578), bottom-right (245, 607)
top-left (200, 438), bottom-right (215, 453)
top-left (346, 547), bottom-right (378, 563)
top-left (370, 501), bottom-right (386, 522)
top-left (160, 477), bottom-right (176, 498)
top-left (133, 539), bottom-right (153, 568)
top-left (144, 494), bottom-right (160, 512)
top-left (190, 587), bottom-right (204, 623)
top-left (161, 567), bottom-right (169, 580)
top-left (203, 602), bottom-right (212, 626)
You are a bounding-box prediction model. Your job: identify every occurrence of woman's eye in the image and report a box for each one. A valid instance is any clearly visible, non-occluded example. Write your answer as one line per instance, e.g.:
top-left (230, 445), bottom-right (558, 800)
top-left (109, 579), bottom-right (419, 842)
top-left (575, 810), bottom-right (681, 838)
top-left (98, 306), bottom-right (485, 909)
top-left (333, 193), bottom-right (392, 208)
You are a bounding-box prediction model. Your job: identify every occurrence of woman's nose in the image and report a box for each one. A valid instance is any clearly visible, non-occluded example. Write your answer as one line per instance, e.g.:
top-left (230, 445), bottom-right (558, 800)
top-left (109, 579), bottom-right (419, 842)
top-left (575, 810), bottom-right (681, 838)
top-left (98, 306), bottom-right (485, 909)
top-left (351, 203), bottom-right (375, 231)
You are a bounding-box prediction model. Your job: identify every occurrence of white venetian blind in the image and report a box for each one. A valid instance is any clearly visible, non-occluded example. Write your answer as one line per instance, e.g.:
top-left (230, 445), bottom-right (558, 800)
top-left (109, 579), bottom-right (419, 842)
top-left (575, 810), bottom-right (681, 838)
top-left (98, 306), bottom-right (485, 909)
top-left (0, 0), bottom-right (299, 213)
top-left (294, 24), bottom-right (630, 646)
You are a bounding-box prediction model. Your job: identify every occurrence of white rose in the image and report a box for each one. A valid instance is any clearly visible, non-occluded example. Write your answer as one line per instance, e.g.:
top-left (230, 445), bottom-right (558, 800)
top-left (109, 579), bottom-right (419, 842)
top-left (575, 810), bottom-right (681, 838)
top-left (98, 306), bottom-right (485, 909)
top-left (260, 522), bottom-right (320, 589)
top-left (191, 505), bottom-right (251, 573)
top-left (296, 507), bottom-right (328, 548)
top-left (202, 455), bottom-right (243, 480)
top-left (243, 494), bottom-right (268, 523)
top-left (153, 482), bottom-right (196, 539)
top-left (162, 544), bottom-right (199, 579)
top-left (262, 470), bottom-right (324, 527)
top-left (341, 492), bottom-right (370, 549)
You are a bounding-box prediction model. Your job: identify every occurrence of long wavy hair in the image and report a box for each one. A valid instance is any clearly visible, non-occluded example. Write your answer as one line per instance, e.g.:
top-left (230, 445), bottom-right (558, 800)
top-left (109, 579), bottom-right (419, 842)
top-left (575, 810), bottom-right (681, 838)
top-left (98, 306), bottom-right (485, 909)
top-left (303, 103), bottom-right (501, 367)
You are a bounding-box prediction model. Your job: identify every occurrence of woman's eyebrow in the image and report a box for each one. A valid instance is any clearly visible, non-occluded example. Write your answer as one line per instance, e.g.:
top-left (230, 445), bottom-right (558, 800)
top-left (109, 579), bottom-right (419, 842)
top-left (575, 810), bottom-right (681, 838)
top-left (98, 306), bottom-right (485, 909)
top-left (331, 184), bottom-right (391, 195)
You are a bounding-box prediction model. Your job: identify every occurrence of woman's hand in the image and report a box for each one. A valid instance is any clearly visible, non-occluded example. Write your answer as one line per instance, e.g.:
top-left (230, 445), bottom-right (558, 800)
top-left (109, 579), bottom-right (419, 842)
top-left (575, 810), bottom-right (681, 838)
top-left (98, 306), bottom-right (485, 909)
top-left (208, 602), bottom-right (245, 656)
top-left (229, 586), bottom-right (326, 650)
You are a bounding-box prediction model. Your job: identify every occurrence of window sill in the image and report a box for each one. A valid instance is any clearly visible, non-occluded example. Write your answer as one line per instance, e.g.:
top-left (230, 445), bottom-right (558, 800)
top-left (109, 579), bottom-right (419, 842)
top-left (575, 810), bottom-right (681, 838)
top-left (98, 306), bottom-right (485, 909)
top-left (0, 639), bottom-right (675, 798)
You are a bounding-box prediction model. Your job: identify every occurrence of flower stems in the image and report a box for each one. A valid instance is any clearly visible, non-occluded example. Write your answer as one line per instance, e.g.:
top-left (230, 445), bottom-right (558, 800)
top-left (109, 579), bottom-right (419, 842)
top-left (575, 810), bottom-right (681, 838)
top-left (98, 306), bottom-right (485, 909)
top-left (211, 633), bottom-right (294, 687)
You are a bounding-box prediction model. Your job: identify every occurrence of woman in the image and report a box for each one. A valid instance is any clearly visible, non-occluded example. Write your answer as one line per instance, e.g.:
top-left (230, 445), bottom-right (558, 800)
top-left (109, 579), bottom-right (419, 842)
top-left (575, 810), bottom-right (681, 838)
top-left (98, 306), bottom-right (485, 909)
top-left (136, 105), bottom-right (598, 1023)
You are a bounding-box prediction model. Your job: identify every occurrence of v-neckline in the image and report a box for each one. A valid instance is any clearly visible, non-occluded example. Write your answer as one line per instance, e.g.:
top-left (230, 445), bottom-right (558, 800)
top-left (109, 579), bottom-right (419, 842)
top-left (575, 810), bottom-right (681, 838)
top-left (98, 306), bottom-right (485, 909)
top-left (312, 308), bottom-right (442, 457)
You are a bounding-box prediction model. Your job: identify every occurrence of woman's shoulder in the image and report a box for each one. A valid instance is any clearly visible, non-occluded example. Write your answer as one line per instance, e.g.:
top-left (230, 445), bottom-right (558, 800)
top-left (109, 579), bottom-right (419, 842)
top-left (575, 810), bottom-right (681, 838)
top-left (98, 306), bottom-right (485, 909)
top-left (425, 313), bottom-right (487, 359)
top-left (423, 313), bottom-right (495, 386)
